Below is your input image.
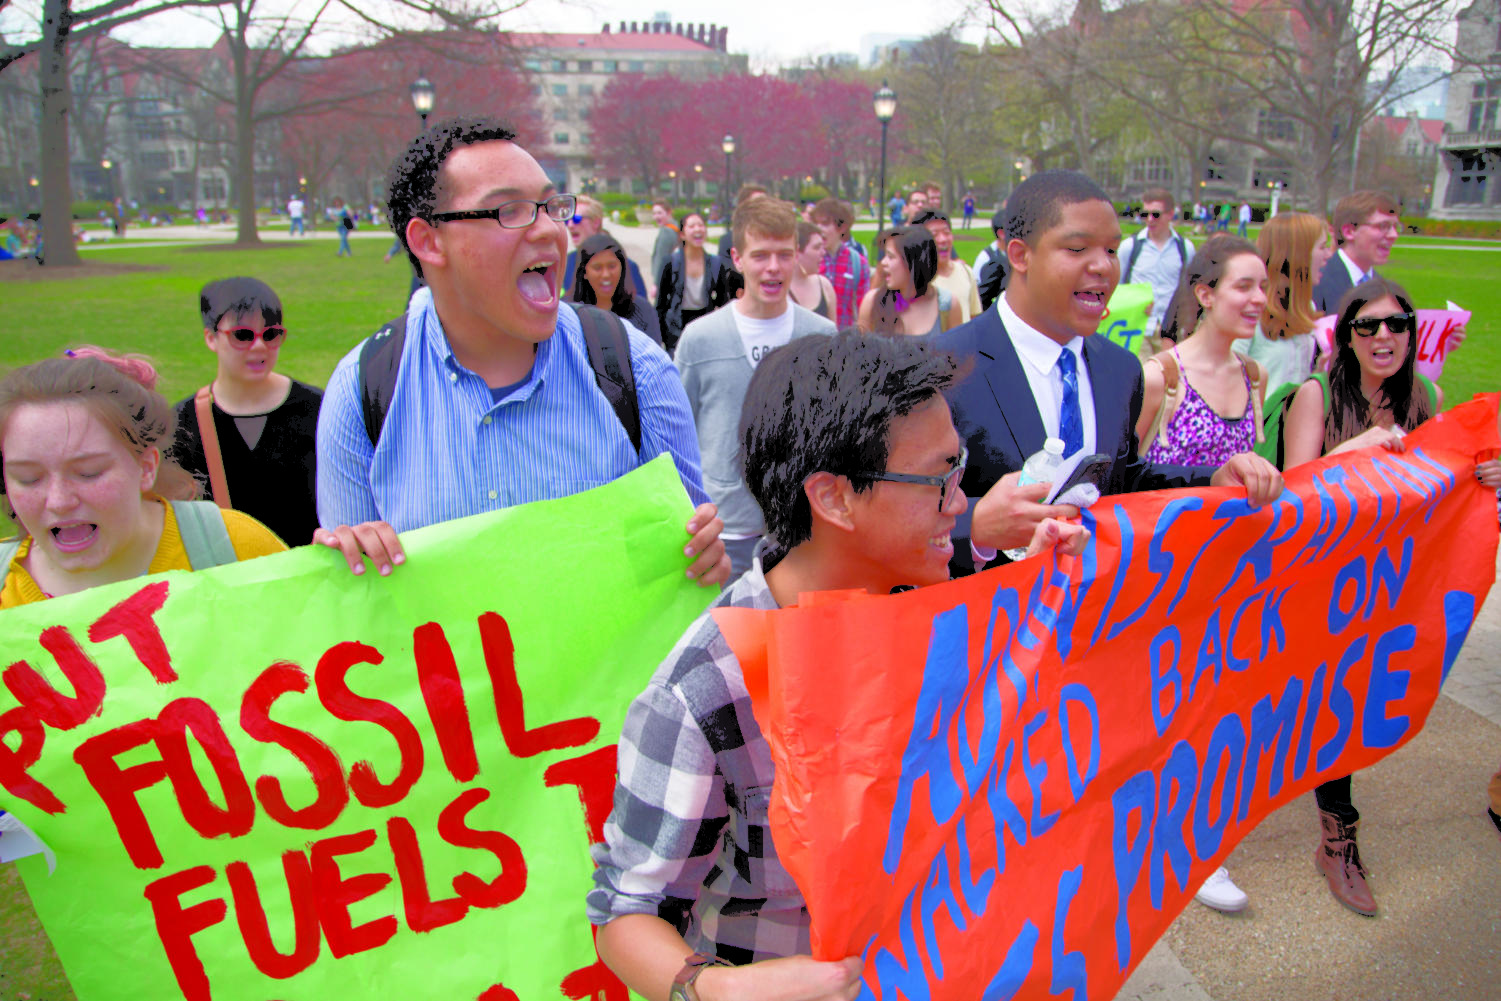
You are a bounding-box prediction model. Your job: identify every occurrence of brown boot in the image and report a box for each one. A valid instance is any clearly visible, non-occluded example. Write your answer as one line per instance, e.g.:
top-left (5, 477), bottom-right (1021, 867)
top-left (1315, 809), bottom-right (1377, 916)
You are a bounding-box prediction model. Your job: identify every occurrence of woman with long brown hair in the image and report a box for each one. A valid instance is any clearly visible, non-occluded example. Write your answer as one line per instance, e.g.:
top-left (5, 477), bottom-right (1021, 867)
top-left (1232, 211), bottom-right (1334, 389)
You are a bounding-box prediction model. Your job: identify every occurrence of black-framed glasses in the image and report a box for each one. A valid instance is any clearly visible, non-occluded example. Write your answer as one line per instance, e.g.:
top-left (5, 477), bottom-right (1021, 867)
top-left (430, 193), bottom-right (577, 230)
top-left (862, 447), bottom-right (968, 511)
top-left (1350, 312), bottom-right (1415, 338)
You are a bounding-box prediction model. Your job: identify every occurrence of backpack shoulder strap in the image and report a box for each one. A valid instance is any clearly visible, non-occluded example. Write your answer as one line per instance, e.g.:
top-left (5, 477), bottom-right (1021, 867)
top-left (1238, 356), bottom-right (1267, 444)
top-left (193, 385), bottom-right (233, 508)
top-left (1416, 373), bottom-right (1438, 410)
top-left (0, 537), bottom-right (21, 576)
top-left (359, 312), bottom-right (408, 448)
top-left (1311, 371), bottom-right (1332, 415)
top-left (1122, 233), bottom-right (1147, 283)
top-left (1139, 351), bottom-right (1181, 457)
top-left (171, 500), bottom-right (238, 570)
top-left (1175, 234), bottom-right (1187, 264)
top-left (572, 303), bottom-right (642, 454)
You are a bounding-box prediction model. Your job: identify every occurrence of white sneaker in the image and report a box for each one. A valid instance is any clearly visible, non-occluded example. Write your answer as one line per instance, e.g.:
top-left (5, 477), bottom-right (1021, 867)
top-left (1194, 866), bottom-right (1249, 913)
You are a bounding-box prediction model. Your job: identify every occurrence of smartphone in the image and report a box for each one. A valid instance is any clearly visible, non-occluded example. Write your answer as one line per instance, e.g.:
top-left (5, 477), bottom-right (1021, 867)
top-left (1046, 453), bottom-right (1112, 504)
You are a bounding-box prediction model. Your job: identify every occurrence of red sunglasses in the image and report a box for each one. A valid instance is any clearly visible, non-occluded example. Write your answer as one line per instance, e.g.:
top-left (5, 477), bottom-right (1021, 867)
top-left (220, 324), bottom-right (287, 348)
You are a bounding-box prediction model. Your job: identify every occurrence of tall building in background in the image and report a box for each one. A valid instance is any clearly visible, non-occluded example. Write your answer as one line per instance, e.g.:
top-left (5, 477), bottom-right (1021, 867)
top-left (1432, 0), bottom-right (1501, 219)
top-left (518, 19), bottom-right (742, 193)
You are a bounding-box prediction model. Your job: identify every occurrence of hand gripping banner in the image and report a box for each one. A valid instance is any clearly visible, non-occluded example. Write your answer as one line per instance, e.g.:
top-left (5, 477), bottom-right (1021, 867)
top-left (0, 456), bottom-right (711, 1001)
top-left (716, 396), bottom-right (1500, 1001)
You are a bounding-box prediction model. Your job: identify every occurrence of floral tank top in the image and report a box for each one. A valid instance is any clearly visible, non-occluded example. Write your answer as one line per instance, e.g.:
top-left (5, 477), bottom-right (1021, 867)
top-left (1145, 349), bottom-right (1257, 466)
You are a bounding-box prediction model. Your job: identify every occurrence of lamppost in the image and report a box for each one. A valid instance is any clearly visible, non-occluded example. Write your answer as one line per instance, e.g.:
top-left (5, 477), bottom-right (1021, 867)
top-left (721, 134), bottom-right (735, 222)
top-left (694, 162), bottom-right (703, 203)
top-left (100, 158), bottom-right (113, 202)
top-left (873, 81), bottom-right (896, 239)
top-left (409, 73), bottom-right (435, 130)
top-left (668, 169), bottom-right (677, 201)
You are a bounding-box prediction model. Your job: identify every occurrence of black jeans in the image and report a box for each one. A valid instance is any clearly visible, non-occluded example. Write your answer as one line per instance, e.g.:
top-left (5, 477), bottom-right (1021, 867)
top-left (1315, 775), bottom-right (1359, 825)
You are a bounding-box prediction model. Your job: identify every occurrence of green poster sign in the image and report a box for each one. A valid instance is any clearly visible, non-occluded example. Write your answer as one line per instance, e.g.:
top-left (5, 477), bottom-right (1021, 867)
top-left (1098, 282), bottom-right (1155, 356)
top-left (0, 456), bottom-right (712, 1001)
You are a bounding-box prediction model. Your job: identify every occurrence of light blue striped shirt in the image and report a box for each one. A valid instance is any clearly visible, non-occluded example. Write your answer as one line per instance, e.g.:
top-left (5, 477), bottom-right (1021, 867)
top-left (316, 287), bottom-right (710, 533)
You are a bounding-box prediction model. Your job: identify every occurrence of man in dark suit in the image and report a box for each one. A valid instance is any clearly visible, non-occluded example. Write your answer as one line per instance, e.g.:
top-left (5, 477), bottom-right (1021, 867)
top-left (1311, 190), bottom-right (1400, 315)
top-left (930, 170), bottom-right (1282, 575)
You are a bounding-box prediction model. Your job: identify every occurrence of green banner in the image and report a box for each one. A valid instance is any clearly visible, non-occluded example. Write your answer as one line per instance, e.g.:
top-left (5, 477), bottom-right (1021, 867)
top-left (1098, 282), bottom-right (1155, 356)
top-left (0, 456), bottom-right (712, 1001)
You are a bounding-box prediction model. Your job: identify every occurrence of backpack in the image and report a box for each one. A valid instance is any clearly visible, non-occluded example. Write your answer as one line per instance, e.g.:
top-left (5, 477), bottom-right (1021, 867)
top-left (1256, 372), bottom-right (1437, 469)
top-left (1122, 231), bottom-right (1187, 284)
top-left (358, 301), bottom-right (641, 452)
top-left (0, 499), bottom-right (237, 584)
top-left (1139, 352), bottom-right (1266, 458)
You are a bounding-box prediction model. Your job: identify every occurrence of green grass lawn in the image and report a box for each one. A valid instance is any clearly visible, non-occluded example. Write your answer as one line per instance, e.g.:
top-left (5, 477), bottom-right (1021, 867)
top-left (3, 241), bottom-right (415, 402)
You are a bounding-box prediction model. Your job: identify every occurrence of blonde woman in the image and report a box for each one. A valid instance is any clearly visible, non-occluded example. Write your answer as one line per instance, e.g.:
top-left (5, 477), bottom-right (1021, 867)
top-left (1232, 212), bottom-right (1334, 389)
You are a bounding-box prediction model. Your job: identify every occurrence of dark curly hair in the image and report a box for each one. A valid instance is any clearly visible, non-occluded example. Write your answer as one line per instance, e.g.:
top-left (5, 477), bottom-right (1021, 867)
top-left (739, 330), bottom-right (957, 551)
top-left (385, 116), bottom-right (518, 278)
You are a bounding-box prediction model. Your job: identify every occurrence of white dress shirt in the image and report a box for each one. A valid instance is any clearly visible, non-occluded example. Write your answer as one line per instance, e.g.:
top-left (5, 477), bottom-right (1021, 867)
top-left (996, 291), bottom-right (1098, 458)
top-left (1337, 248), bottom-right (1372, 286)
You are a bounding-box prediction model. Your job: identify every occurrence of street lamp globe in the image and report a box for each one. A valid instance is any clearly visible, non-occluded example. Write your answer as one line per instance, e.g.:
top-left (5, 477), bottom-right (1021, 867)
top-left (873, 80), bottom-right (897, 122)
top-left (410, 74), bottom-right (436, 124)
top-left (101, 158), bottom-right (112, 170)
top-left (722, 134), bottom-right (735, 156)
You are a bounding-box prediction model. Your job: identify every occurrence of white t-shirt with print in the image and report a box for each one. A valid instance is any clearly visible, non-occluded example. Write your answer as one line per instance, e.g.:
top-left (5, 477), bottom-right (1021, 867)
top-left (732, 304), bottom-right (795, 369)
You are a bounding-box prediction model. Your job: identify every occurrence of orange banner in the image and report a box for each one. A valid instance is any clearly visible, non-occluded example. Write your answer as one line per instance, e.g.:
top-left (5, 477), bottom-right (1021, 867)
top-left (716, 395), bottom-right (1499, 1001)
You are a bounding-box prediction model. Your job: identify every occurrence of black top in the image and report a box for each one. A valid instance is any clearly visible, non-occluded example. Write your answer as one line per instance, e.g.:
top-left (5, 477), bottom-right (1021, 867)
top-left (172, 379), bottom-right (323, 545)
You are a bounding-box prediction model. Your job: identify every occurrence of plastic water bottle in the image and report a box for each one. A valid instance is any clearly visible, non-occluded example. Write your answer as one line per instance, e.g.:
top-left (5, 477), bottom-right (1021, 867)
top-left (1002, 437), bottom-right (1066, 561)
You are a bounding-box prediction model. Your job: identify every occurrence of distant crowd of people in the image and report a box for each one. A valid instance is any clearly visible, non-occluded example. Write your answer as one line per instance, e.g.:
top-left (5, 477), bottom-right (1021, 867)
top-left (4, 114), bottom-right (1499, 1001)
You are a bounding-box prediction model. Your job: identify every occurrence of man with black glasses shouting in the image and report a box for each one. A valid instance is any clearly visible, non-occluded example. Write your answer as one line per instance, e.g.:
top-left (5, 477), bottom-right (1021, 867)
top-left (316, 115), bottom-right (728, 586)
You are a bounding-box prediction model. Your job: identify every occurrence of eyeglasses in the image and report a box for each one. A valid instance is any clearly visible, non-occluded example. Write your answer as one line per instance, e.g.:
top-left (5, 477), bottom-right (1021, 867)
top-left (430, 193), bottom-right (577, 230)
top-left (1143, 211), bottom-right (1163, 219)
top-left (863, 447), bottom-right (968, 512)
top-left (1355, 220), bottom-right (1401, 235)
top-left (1350, 312), bottom-right (1415, 337)
top-left (220, 325), bottom-right (286, 348)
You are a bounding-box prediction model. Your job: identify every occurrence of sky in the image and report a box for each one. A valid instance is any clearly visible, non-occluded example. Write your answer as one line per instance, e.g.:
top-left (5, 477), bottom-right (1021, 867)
top-left (28, 0), bottom-right (988, 68)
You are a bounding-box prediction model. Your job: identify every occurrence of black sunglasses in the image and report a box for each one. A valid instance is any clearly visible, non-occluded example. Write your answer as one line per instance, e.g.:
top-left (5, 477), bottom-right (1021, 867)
top-left (222, 325), bottom-right (286, 348)
top-left (1143, 211), bottom-right (1163, 219)
top-left (862, 447), bottom-right (968, 512)
top-left (1349, 312), bottom-right (1415, 338)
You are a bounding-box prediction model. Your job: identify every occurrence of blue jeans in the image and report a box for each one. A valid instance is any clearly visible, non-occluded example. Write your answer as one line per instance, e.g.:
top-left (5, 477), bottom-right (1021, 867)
top-left (290, 217), bottom-right (304, 236)
top-left (337, 225), bottom-right (351, 256)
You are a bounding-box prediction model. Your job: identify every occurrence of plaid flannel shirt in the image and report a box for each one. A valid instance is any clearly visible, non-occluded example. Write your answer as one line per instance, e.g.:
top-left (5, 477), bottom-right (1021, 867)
top-left (820, 238), bottom-right (870, 329)
top-left (587, 562), bottom-right (810, 964)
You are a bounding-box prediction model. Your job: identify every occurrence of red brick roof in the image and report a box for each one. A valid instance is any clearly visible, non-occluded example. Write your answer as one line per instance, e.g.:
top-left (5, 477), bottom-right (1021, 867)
top-left (1372, 114), bottom-right (1444, 145)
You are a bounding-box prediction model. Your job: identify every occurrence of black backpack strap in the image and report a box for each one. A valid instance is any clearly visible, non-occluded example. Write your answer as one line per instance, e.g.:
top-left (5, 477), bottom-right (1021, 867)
top-left (1174, 234), bottom-right (1187, 264)
top-left (571, 303), bottom-right (641, 454)
top-left (359, 312), bottom-right (408, 447)
top-left (1122, 234), bottom-right (1147, 283)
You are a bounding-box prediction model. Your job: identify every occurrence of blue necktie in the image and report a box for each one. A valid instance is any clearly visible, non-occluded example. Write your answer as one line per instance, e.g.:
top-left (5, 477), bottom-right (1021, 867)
top-left (1057, 349), bottom-right (1084, 458)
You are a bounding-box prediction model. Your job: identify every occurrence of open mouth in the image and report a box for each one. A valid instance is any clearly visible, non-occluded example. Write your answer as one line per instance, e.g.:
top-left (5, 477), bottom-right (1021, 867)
top-left (930, 532), bottom-right (952, 553)
top-left (1074, 289), bottom-right (1108, 315)
top-left (50, 523), bottom-right (98, 553)
top-left (517, 262), bottom-right (557, 307)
